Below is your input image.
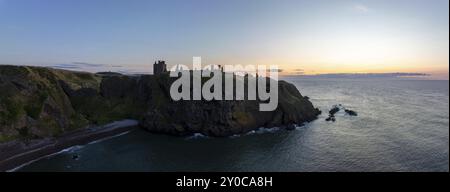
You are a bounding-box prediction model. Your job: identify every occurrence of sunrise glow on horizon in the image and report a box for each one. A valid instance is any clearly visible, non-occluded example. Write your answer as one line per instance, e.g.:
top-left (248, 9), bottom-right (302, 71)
top-left (0, 0), bottom-right (448, 79)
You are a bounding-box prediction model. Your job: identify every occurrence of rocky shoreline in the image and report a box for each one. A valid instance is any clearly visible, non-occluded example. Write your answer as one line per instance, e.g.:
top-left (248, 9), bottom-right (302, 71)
top-left (0, 120), bottom-right (138, 171)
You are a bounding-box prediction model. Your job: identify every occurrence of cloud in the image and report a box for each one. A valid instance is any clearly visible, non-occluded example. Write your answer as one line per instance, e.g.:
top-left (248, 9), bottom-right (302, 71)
top-left (72, 62), bottom-right (105, 67)
top-left (291, 69), bottom-right (305, 75)
top-left (353, 4), bottom-right (369, 13)
top-left (48, 62), bottom-right (121, 70)
top-left (294, 73), bottom-right (430, 78)
top-left (266, 69), bottom-right (283, 73)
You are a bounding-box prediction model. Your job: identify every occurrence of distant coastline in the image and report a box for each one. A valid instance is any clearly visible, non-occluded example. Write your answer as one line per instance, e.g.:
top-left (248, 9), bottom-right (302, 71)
top-left (285, 72), bottom-right (431, 78)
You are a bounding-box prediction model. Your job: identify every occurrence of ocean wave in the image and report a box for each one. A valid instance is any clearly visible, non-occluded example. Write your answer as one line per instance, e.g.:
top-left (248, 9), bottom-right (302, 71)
top-left (8, 131), bottom-right (132, 172)
top-left (185, 133), bottom-right (209, 140)
top-left (185, 127), bottom-right (289, 140)
top-left (88, 131), bottom-right (131, 145)
top-left (231, 124), bottom-right (309, 138)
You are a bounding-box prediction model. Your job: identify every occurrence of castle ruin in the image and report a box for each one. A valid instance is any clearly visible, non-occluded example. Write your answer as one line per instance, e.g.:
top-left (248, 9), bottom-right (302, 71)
top-left (153, 60), bottom-right (167, 75)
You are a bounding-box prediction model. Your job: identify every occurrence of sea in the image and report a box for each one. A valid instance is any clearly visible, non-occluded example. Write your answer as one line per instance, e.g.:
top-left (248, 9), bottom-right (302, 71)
top-left (16, 77), bottom-right (449, 172)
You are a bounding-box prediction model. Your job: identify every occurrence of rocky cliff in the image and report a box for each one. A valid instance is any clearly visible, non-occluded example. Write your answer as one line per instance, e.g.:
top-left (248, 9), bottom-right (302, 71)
top-left (0, 65), bottom-right (320, 142)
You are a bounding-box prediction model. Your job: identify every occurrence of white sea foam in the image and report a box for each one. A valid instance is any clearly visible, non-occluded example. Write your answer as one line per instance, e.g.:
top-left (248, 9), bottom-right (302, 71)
top-left (8, 129), bottom-right (133, 172)
top-left (186, 133), bottom-right (209, 140)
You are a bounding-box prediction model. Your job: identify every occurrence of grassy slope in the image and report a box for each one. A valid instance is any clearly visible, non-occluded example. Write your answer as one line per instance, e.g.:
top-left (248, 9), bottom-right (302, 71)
top-left (0, 66), bottom-right (101, 142)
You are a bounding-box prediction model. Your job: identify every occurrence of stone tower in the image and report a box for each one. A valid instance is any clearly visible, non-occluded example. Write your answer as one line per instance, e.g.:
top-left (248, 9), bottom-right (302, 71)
top-left (153, 60), bottom-right (167, 75)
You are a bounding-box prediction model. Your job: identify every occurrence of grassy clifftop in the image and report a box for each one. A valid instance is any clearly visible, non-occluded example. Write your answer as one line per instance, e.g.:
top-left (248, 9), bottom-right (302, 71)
top-left (0, 66), bottom-right (101, 142)
top-left (0, 66), bottom-right (169, 142)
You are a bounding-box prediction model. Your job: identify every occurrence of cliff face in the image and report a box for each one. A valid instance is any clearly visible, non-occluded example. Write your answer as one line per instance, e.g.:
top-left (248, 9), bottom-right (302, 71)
top-left (0, 66), bottom-right (320, 142)
top-left (0, 66), bottom-right (98, 142)
top-left (139, 76), bottom-right (321, 136)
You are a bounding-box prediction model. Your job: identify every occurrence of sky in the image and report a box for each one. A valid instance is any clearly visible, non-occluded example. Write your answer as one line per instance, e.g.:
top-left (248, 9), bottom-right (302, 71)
top-left (0, 0), bottom-right (448, 79)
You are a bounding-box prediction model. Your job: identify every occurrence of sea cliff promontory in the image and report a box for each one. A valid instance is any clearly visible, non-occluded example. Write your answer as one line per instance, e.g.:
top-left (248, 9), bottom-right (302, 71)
top-left (0, 65), bottom-right (320, 142)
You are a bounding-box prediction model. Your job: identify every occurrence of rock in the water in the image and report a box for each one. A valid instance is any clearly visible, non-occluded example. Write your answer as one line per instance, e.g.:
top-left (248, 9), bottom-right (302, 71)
top-left (329, 106), bottom-right (340, 116)
top-left (344, 109), bottom-right (358, 116)
top-left (286, 124), bottom-right (296, 131)
top-left (316, 109), bottom-right (322, 115)
top-left (325, 116), bottom-right (336, 122)
top-left (325, 105), bottom-right (341, 122)
top-left (325, 104), bottom-right (357, 122)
